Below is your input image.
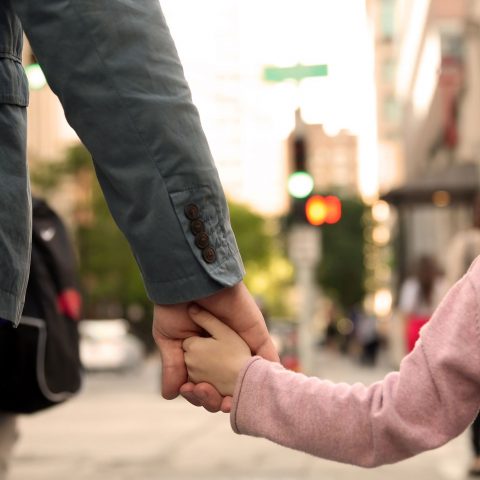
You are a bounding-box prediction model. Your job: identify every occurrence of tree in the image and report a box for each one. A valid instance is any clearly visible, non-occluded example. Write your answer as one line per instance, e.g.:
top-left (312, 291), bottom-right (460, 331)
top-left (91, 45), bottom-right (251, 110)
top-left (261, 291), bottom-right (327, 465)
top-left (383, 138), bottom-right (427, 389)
top-left (229, 202), bottom-right (294, 317)
top-left (315, 197), bottom-right (367, 311)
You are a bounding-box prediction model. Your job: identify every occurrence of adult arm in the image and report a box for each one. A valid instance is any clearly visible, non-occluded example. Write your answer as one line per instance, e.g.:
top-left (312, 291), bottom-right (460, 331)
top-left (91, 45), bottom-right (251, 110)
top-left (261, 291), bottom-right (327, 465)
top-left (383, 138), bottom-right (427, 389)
top-left (10, 0), bottom-right (280, 407)
top-left (232, 259), bottom-right (480, 467)
top-left (12, 0), bottom-right (244, 304)
top-left (0, 1), bottom-right (30, 324)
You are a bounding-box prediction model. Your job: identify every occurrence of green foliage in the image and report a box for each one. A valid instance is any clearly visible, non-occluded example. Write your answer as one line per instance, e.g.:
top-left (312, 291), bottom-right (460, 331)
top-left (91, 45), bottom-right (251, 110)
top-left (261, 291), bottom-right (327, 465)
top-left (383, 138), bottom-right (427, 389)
top-left (229, 202), bottom-right (294, 317)
top-left (30, 144), bottom-right (92, 193)
top-left (76, 182), bottom-right (148, 316)
top-left (316, 197), bottom-right (367, 310)
top-left (228, 202), bottom-right (272, 268)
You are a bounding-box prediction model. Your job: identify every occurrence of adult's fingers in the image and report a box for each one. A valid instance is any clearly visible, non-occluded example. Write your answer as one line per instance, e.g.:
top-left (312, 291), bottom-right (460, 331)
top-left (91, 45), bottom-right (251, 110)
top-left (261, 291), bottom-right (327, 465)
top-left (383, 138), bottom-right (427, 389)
top-left (197, 283), bottom-right (279, 361)
top-left (179, 383), bottom-right (203, 407)
top-left (180, 382), bottom-right (224, 413)
top-left (253, 336), bottom-right (279, 362)
top-left (152, 303), bottom-right (204, 400)
top-left (153, 329), bottom-right (188, 400)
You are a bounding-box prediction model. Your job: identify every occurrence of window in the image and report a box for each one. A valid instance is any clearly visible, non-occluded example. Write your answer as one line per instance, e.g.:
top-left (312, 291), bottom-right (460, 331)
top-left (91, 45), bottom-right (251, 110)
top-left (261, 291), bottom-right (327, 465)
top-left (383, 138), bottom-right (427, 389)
top-left (380, 0), bottom-right (396, 41)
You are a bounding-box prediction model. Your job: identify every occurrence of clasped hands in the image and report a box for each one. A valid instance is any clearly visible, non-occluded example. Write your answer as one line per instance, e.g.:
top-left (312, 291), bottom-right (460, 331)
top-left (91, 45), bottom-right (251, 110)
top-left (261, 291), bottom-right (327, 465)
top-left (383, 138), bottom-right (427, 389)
top-left (153, 282), bottom-right (279, 412)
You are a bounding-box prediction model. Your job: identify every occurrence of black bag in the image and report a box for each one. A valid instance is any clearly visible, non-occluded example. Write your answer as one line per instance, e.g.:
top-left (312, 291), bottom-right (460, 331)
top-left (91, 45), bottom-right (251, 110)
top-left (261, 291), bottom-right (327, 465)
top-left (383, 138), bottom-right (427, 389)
top-left (0, 198), bottom-right (83, 414)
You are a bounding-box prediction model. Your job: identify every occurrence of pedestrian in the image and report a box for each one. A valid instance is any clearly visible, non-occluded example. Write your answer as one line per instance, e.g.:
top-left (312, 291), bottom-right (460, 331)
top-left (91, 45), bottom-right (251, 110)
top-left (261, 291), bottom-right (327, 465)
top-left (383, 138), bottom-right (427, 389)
top-left (0, 197), bottom-right (82, 480)
top-left (445, 194), bottom-right (480, 476)
top-left (354, 309), bottom-right (380, 366)
top-left (397, 255), bottom-right (446, 353)
top-left (1, 0), bottom-right (277, 413)
top-left (182, 256), bottom-right (480, 467)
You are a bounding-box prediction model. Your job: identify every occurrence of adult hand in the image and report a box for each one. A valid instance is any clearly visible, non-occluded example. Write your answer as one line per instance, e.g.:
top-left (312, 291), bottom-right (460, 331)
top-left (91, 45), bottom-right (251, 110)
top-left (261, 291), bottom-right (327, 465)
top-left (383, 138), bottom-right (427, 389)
top-left (153, 302), bottom-right (231, 412)
top-left (153, 282), bottom-right (279, 412)
top-left (152, 303), bottom-right (201, 400)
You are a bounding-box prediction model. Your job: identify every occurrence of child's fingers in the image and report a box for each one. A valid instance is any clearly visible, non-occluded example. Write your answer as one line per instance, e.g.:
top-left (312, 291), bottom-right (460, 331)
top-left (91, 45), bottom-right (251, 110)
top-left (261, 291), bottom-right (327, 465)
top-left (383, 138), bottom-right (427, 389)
top-left (188, 304), bottom-right (236, 340)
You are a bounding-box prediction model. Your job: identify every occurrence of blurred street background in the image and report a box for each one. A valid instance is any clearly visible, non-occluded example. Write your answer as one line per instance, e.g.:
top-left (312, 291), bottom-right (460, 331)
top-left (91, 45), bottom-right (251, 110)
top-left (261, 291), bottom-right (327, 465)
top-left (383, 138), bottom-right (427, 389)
top-left (12, 0), bottom-right (480, 478)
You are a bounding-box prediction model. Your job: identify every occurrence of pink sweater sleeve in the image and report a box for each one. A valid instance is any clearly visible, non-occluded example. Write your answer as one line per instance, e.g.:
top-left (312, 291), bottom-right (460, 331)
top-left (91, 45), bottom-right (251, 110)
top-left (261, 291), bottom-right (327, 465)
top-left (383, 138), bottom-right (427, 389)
top-left (231, 259), bottom-right (480, 467)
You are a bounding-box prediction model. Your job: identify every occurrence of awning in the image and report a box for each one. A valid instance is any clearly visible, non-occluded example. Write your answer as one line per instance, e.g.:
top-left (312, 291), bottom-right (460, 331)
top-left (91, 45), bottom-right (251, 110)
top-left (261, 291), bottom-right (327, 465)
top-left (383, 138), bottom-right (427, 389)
top-left (381, 162), bottom-right (480, 205)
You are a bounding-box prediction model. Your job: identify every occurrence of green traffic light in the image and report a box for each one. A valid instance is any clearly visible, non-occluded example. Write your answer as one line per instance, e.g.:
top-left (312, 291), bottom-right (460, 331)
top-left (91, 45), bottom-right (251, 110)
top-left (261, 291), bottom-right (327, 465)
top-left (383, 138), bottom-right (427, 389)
top-left (25, 63), bottom-right (47, 90)
top-left (288, 171), bottom-right (314, 199)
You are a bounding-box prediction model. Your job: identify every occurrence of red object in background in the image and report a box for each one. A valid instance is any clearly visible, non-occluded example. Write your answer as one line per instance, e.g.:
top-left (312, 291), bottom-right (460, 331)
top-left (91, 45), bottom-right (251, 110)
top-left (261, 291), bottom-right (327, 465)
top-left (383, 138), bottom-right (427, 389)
top-left (305, 195), bottom-right (342, 226)
top-left (324, 195), bottom-right (342, 224)
top-left (406, 314), bottom-right (430, 352)
top-left (305, 195), bottom-right (327, 226)
top-left (281, 354), bottom-right (301, 372)
top-left (439, 56), bottom-right (463, 149)
top-left (57, 288), bottom-right (82, 321)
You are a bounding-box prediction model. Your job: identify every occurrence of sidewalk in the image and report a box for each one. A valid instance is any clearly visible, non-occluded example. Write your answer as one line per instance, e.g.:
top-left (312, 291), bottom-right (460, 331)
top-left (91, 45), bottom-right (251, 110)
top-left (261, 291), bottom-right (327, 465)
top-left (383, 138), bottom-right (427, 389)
top-left (8, 350), bottom-right (472, 480)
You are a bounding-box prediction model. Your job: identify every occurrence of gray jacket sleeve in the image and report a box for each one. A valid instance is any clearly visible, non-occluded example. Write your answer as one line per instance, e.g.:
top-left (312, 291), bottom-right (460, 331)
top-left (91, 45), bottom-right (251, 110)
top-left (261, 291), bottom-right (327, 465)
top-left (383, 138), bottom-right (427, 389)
top-left (12, 0), bottom-right (245, 304)
top-left (0, 0), bottom-right (31, 324)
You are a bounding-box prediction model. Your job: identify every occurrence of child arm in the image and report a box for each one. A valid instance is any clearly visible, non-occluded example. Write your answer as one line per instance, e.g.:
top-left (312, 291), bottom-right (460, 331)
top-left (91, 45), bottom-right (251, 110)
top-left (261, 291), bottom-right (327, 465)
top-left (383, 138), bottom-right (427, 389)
top-left (231, 263), bottom-right (480, 467)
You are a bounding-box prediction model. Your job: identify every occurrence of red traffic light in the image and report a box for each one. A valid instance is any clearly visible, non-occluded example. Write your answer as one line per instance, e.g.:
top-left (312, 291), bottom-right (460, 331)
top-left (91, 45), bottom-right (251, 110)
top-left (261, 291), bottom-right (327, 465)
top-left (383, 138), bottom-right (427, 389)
top-left (305, 195), bottom-right (342, 226)
top-left (305, 195), bottom-right (327, 226)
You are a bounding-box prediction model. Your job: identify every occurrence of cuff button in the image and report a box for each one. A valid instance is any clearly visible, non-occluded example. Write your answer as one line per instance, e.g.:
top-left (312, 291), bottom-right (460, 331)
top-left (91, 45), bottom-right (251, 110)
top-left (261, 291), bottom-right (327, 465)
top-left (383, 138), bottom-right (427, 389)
top-left (195, 232), bottom-right (210, 249)
top-left (190, 219), bottom-right (205, 235)
top-left (184, 203), bottom-right (200, 220)
top-left (202, 246), bottom-right (217, 264)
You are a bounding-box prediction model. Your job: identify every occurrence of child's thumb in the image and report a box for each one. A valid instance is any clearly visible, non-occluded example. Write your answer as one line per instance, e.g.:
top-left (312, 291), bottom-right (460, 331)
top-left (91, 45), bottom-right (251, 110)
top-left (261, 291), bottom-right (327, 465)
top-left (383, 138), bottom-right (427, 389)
top-left (188, 304), bottom-right (234, 340)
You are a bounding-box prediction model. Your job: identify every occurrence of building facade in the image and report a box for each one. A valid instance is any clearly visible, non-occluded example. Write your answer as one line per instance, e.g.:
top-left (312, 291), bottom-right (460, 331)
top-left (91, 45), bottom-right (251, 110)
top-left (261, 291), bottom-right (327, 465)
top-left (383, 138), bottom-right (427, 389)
top-left (371, 0), bottom-right (480, 281)
top-left (286, 110), bottom-right (359, 195)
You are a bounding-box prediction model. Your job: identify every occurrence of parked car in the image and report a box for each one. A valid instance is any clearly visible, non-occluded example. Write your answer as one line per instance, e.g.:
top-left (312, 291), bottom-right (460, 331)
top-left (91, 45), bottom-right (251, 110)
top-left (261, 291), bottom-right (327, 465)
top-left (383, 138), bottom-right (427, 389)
top-left (79, 319), bottom-right (144, 372)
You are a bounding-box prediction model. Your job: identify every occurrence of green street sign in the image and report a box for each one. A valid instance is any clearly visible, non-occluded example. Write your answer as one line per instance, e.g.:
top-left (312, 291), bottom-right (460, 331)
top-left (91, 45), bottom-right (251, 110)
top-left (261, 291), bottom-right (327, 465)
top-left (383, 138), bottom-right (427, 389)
top-left (263, 64), bottom-right (328, 82)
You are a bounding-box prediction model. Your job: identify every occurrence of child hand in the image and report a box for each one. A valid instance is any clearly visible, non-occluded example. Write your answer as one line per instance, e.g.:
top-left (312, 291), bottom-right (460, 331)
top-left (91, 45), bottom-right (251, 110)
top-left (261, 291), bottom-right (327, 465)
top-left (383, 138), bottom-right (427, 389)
top-left (182, 305), bottom-right (252, 397)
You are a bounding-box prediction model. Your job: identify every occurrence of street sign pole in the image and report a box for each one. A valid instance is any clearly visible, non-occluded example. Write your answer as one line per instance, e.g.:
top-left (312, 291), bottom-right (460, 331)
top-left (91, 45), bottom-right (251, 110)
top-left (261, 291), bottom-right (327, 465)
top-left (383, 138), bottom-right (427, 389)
top-left (288, 225), bottom-right (321, 375)
top-left (266, 62), bottom-right (328, 375)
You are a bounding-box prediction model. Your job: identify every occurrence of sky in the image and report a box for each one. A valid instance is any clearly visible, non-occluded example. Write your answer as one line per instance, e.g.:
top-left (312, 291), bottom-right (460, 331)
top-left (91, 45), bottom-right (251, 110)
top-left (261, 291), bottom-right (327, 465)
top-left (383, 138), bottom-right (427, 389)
top-left (161, 0), bottom-right (378, 207)
top-left (163, 0), bottom-right (373, 133)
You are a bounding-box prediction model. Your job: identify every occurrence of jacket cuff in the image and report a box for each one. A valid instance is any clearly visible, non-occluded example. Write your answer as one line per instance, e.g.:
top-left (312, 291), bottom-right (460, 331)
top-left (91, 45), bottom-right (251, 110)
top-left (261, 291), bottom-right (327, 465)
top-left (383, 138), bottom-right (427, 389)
top-left (144, 260), bottom-right (244, 305)
top-left (144, 182), bottom-right (245, 305)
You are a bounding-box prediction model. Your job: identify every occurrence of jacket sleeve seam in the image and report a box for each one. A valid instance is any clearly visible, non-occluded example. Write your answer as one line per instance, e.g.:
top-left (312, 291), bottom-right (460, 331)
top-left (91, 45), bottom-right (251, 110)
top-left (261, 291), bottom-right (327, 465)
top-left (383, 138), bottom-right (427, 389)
top-left (0, 52), bottom-right (22, 62)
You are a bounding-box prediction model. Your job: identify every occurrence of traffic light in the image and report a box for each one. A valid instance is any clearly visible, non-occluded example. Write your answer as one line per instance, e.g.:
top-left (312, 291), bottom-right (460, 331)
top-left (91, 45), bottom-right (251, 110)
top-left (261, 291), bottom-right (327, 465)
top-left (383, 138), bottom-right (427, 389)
top-left (305, 195), bottom-right (342, 226)
top-left (290, 194), bottom-right (342, 226)
top-left (25, 53), bottom-right (47, 91)
top-left (286, 133), bottom-right (342, 226)
top-left (287, 137), bottom-right (314, 199)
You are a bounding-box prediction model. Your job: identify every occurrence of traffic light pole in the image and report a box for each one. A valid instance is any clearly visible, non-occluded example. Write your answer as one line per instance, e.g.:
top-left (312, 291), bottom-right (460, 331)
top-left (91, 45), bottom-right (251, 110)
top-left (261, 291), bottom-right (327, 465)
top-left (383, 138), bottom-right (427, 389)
top-left (288, 225), bottom-right (321, 375)
top-left (265, 62), bottom-right (328, 374)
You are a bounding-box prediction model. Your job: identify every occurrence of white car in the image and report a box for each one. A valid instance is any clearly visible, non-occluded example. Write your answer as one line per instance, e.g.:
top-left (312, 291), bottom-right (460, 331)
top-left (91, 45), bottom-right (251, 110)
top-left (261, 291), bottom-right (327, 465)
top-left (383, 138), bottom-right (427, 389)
top-left (79, 319), bottom-right (144, 372)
